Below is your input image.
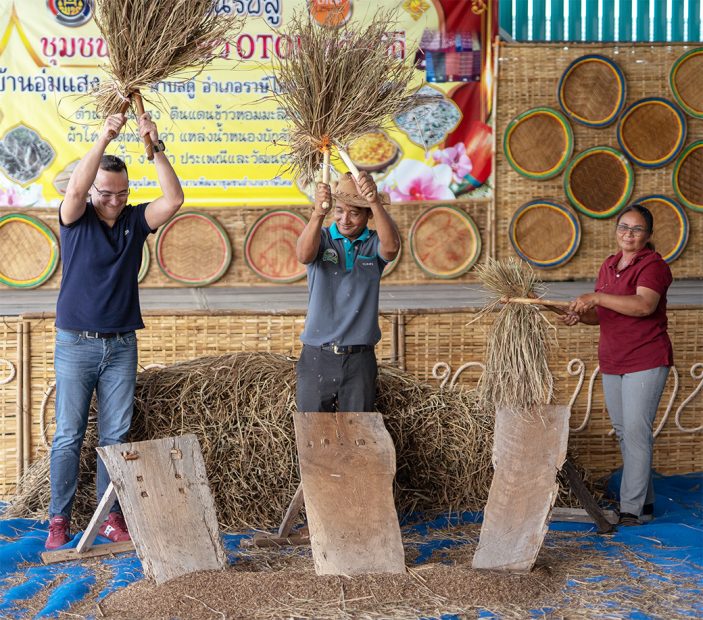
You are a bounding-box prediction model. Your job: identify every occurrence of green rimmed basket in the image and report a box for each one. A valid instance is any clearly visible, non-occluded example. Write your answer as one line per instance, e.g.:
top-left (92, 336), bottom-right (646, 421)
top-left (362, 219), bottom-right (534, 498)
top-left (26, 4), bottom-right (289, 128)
top-left (0, 213), bottom-right (59, 288)
top-left (669, 47), bottom-right (703, 119)
top-left (636, 195), bottom-right (689, 264)
top-left (672, 140), bottom-right (703, 213)
top-left (503, 107), bottom-right (573, 180)
top-left (564, 146), bottom-right (634, 219)
top-left (408, 205), bottom-right (481, 279)
top-left (244, 210), bottom-right (308, 283)
top-left (155, 211), bottom-right (232, 286)
top-left (137, 243), bottom-right (150, 283)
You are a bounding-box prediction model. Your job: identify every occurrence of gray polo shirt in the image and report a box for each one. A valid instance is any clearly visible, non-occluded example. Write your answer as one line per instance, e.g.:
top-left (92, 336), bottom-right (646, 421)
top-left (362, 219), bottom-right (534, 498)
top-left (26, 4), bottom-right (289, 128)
top-left (300, 223), bottom-right (387, 347)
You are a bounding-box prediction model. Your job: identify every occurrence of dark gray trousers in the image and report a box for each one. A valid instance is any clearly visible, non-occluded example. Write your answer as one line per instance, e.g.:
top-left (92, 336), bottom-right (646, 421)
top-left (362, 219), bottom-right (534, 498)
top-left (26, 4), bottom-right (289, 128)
top-left (295, 345), bottom-right (377, 413)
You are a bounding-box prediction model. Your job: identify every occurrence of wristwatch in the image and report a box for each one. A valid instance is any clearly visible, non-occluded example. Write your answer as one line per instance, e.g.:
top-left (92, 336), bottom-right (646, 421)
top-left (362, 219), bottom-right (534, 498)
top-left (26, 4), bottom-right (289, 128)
top-left (152, 139), bottom-right (166, 153)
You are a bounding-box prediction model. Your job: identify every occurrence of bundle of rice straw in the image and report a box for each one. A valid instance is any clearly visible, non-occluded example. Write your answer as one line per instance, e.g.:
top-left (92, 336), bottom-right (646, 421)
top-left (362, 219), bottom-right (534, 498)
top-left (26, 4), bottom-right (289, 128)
top-left (92, 0), bottom-right (242, 155)
top-left (271, 8), bottom-right (425, 185)
top-left (475, 258), bottom-right (555, 414)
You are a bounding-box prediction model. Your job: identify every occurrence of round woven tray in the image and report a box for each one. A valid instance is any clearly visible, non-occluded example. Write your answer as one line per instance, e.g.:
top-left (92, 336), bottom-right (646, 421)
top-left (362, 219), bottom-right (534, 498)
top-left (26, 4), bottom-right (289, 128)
top-left (0, 213), bottom-right (58, 288)
top-left (564, 146), bottom-right (634, 219)
top-left (156, 211), bottom-right (232, 286)
top-left (381, 240), bottom-right (401, 278)
top-left (558, 54), bottom-right (627, 127)
top-left (617, 97), bottom-right (687, 168)
top-left (672, 140), bottom-right (703, 213)
top-left (503, 107), bottom-right (573, 180)
top-left (669, 47), bottom-right (703, 118)
top-left (409, 206), bottom-right (481, 279)
top-left (137, 243), bottom-right (150, 283)
top-left (636, 195), bottom-right (689, 264)
top-left (244, 210), bottom-right (307, 283)
top-left (508, 200), bottom-right (581, 269)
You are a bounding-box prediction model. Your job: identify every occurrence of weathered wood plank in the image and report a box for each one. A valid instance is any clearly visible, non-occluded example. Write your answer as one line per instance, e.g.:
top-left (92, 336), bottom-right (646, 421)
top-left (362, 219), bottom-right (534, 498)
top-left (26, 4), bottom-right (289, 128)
top-left (97, 435), bottom-right (226, 585)
top-left (75, 482), bottom-right (117, 554)
top-left (41, 541), bottom-right (134, 564)
top-left (294, 412), bottom-right (405, 576)
top-left (472, 405), bottom-right (570, 572)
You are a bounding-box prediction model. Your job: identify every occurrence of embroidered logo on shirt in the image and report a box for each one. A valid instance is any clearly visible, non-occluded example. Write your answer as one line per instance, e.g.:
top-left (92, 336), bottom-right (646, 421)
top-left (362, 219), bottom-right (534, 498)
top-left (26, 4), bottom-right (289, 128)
top-left (125, 229), bottom-right (130, 236)
top-left (322, 249), bottom-right (339, 264)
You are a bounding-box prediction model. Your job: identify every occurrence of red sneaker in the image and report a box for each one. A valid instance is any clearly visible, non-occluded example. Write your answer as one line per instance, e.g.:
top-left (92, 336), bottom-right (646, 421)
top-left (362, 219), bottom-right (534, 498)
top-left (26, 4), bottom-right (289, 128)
top-left (98, 512), bottom-right (131, 542)
top-left (45, 516), bottom-right (70, 550)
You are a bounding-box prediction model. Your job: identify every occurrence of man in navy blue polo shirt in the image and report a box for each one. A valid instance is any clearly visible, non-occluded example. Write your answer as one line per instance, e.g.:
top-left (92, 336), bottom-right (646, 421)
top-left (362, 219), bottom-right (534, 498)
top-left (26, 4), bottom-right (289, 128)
top-left (295, 170), bottom-right (400, 413)
top-left (46, 111), bottom-right (184, 550)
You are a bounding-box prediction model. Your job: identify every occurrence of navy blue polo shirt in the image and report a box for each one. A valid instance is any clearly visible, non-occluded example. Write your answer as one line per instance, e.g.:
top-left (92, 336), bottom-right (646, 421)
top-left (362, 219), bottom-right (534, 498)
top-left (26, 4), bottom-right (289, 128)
top-left (300, 223), bottom-right (387, 347)
top-left (56, 202), bottom-right (154, 332)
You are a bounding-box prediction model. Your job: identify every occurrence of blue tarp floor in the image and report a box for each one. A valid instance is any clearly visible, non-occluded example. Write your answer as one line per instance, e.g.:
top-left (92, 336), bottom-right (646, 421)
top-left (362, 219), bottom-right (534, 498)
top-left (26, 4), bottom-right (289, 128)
top-left (0, 472), bottom-right (701, 619)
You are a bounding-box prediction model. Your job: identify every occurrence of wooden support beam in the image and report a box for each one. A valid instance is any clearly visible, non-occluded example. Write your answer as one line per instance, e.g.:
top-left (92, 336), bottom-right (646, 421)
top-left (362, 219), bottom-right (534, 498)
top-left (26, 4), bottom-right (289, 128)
top-left (41, 541), bottom-right (134, 565)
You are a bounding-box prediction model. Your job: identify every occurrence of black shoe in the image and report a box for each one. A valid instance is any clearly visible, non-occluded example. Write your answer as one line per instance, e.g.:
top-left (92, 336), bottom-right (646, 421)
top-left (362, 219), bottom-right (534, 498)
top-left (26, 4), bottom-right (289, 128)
top-left (618, 512), bottom-right (642, 526)
top-left (640, 503), bottom-right (654, 523)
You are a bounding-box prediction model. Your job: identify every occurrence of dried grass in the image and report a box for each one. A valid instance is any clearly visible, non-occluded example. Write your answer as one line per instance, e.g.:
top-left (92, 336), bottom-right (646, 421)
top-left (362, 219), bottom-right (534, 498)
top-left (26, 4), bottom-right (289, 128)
top-left (271, 8), bottom-right (425, 183)
top-left (475, 258), bottom-right (555, 415)
top-left (92, 0), bottom-right (242, 115)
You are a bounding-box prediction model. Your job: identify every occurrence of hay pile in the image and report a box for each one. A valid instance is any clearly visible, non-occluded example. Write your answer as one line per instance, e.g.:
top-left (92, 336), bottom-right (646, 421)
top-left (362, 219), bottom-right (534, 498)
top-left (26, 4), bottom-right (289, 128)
top-left (5, 353), bottom-right (496, 530)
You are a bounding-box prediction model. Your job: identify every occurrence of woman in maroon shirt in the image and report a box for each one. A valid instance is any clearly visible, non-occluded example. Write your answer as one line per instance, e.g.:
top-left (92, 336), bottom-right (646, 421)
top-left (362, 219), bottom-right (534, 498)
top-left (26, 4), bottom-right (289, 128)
top-left (561, 205), bottom-right (673, 526)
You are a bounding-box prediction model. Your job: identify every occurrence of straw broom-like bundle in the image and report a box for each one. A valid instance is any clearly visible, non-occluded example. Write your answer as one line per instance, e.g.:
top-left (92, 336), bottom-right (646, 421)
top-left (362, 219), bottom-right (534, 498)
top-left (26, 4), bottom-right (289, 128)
top-left (91, 0), bottom-right (242, 157)
top-left (475, 258), bottom-right (556, 414)
top-left (271, 8), bottom-right (425, 186)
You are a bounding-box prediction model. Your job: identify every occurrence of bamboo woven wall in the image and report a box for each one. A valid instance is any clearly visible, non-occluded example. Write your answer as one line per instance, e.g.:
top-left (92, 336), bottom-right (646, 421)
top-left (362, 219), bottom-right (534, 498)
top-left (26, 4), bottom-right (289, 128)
top-left (0, 307), bottom-right (699, 498)
top-left (0, 200), bottom-right (490, 290)
top-left (496, 43), bottom-right (703, 279)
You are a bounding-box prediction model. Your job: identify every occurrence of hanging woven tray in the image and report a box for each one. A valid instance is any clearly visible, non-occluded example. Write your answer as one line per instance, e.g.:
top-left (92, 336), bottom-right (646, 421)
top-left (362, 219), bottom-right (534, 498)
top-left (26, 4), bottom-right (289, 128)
top-left (155, 211), bottom-right (232, 286)
top-left (557, 54), bottom-right (627, 128)
top-left (503, 107), bottom-right (574, 180)
top-left (508, 200), bottom-right (581, 269)
top-left (564, 146), bottom-right (634, 219)
top-left (669, 47), bottom-right (703, 118)
top-left (137, 243), bottom-right (150, 283)
top-left (0, 213), bottom-right (59, 288)
top-left (672, 140), bottom-right (703, 213)
top-left (409, 205), bottom-right (481, 279)
top-left (635, 195), bottom-right (689, 264)
top-left (616, 97), bottom-right (687, 168)
top-left (244, 210), bottom-right (308, 283)
top-left (381, 240), bottom-right (401, 278)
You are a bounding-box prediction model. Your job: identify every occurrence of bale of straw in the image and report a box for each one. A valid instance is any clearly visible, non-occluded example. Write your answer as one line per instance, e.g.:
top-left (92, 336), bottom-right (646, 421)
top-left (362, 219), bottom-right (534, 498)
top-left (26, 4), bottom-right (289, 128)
top-left (271, 8), bottom-right (425, 184)
top-left (92, 0), bottom-right (242, 115)
top-left (4, 353), bottom-right (595, 530)
top-left (475, 258), bottom-right (555, 414)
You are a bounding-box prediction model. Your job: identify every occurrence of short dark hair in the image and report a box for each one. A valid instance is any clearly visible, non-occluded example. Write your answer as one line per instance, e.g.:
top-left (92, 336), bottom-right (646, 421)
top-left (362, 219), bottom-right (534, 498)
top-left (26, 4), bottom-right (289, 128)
top-left (99, 155), bottom-right (128, 176)
top-left (617, 203), bottom-right (655, 250)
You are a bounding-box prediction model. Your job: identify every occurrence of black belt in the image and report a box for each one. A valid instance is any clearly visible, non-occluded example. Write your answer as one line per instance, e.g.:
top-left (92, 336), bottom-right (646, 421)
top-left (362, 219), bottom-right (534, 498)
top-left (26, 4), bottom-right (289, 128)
top-left (320, 343), bottom-right (374, 355)
top-left (74, 330), bottom-right (120, 339)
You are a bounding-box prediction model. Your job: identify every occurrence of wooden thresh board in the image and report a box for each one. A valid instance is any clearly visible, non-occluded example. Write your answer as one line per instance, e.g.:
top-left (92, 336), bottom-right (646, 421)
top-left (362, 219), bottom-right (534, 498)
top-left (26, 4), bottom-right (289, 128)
top-left (97, 434), bottom-right (227, 584)
top-left (294, 412), bottom-right (405, 576)
top-left (472, 405), bottom-right (570, 572)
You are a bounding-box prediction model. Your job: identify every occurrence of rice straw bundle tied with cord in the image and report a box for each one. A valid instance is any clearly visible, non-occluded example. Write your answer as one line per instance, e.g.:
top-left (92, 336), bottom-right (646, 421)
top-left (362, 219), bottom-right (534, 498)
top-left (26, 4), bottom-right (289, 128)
top-left (91, 0), bottom-right (242, 158)
top-left (271, 8), bottom-right (429, 192)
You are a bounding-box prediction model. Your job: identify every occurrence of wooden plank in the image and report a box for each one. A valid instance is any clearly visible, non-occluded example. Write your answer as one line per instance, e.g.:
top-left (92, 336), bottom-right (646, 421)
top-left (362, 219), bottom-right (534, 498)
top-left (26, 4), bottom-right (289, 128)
top-left (277, 482), bottom-right (304, 538)
top-left (75, 482), bottom-right (117, 554)
top-left (550, 507), bottom-right (618, 525)
top-left (562, 459), bottom-right (615, 533)
top-left (294, 412), bottom-right (405, 576)
top-left (472, 405), bottom-right (570, 572)
top-left (242, 533), bottom-right (310, 548)
top-left (97, 435), bottom-right (226, 585)
top-left (41, 541), bottom-right (134, 565)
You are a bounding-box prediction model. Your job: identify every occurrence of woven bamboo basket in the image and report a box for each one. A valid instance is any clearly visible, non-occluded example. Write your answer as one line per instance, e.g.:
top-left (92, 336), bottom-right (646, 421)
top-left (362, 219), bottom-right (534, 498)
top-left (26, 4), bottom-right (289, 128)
top-left (673, 140), bottom-right (703, 213)
top-left (564, 146), bottom-right (634, 219)
top-left (669, 47), bottom-right (703, 118)
top-left (508, 200), bottom-right (581, 269)
top-left (0, 214), bottom-right (59, 289)
top-left (503, 107), bottom-right (574, 180)
top-left (636, 195), bottom-right (689, 263)
top-left (243, 210), bottom-right (308, 283)
top-left (137, 244), bottom-right (150, 283)
top-left (617, 97), bottom-right (687, 168)
top-left (408, 205), bottom-right (481, 278)
top-left (155, 211), bottom-right (232, 286)
top-left (557, 54), bottom-right (627, 127)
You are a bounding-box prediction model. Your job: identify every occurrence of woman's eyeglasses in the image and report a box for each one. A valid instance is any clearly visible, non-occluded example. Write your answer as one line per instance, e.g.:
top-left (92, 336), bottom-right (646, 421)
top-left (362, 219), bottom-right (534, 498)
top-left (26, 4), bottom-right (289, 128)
top-left (92, 184), bottom-right (130, 199)
top-left (616, 224), bottom-right (648, 236)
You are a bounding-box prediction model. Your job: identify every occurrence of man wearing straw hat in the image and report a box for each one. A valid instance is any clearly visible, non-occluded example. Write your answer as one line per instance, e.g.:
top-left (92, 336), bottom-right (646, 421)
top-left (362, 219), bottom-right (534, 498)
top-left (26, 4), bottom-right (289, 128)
top-left (45, 112), bottom-right (184, 550)
top-left (295, 170), bottom-right (400, 413)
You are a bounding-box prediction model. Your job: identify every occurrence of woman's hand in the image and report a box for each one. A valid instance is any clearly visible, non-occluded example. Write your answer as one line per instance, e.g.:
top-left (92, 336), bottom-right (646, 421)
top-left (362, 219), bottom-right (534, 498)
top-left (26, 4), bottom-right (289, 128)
top-left (570, 292), bottom-right (601, 315)
top-left (556, 312), bottom-right (580, 326)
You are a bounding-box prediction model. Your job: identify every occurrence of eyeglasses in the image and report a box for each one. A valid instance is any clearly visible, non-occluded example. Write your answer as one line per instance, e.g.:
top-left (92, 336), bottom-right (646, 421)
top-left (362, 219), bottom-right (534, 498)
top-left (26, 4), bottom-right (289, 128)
top-left (92, 184), bottom-right (130, 199)
top-left (616, 224), bottom-right (648, 236)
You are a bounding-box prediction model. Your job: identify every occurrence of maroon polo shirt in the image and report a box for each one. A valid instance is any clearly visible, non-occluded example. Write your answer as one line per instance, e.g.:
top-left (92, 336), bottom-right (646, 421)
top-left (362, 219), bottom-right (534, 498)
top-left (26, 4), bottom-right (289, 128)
top-left (595, 248), bottom-right (673, 374)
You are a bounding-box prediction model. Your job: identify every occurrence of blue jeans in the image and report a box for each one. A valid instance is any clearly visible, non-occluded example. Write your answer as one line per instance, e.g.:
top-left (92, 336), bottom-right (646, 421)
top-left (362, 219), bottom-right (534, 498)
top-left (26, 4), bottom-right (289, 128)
top-left (49, 329), bottom-right (138, 519)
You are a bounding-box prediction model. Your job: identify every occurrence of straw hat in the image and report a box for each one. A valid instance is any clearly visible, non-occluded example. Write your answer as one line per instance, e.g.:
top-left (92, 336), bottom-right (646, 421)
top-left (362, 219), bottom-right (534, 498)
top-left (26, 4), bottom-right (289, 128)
top-left (331, 172), bottom-right (390, 208)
